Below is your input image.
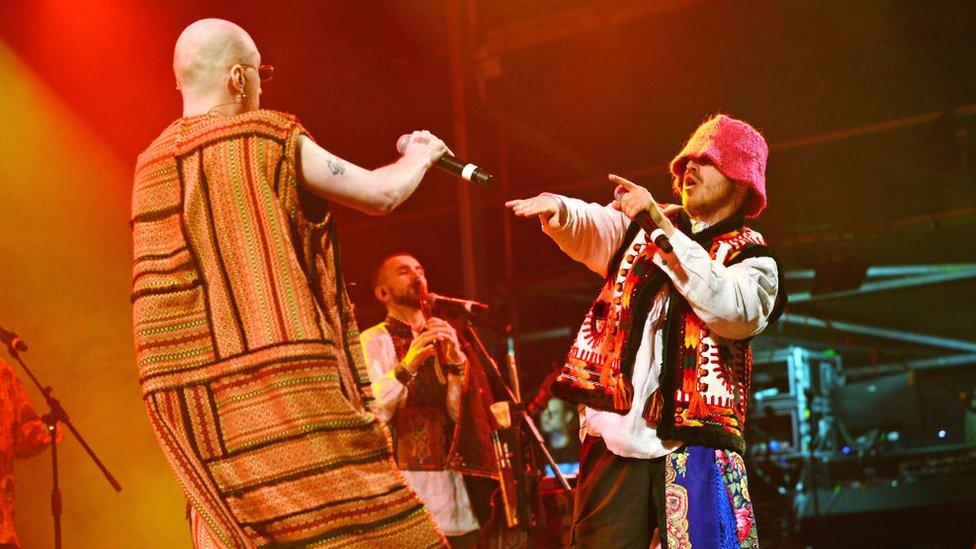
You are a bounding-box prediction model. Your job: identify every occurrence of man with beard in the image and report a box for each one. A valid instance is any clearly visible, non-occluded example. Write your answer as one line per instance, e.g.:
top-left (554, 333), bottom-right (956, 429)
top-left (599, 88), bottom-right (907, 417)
top-left (361, 254), bottom-right (498, 549)
top-left (506, 115), bottom-right (784, 548)
top-left (131, 18), bottom-right (448, 547)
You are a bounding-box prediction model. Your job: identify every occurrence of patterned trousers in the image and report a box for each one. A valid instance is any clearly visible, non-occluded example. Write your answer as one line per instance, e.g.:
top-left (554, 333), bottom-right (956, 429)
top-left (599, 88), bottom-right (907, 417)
top-left (572, 437), bottom-right (758, 549)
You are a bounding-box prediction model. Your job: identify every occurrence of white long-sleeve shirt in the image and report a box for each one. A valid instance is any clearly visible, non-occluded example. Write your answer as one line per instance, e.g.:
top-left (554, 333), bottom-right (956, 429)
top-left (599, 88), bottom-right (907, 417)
top-left (542, 196), bottom-right (780, 459)
top-left (359, 323), bottom-right (477, 536)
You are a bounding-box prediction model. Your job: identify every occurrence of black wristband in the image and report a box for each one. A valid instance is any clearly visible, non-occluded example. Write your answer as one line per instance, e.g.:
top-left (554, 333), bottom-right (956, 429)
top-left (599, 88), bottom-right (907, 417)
top-left (394, 362), bottom-right (416, 385)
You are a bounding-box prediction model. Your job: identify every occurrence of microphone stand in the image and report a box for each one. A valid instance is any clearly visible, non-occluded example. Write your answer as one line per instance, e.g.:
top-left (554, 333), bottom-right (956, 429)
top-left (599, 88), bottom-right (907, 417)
top-left (3, 337), bottom-right (122, 549)
top-left (456, 317), bottom-right (571, 493)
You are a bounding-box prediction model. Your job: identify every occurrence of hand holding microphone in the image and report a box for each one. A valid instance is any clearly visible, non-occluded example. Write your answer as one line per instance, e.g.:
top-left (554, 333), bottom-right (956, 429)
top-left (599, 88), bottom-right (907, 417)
top-left (397, 132), bottom-right (493, 185)
top-left (397, 130), bottom-right (450, 168)
top-left (609, 174), bottom-right (679, 253)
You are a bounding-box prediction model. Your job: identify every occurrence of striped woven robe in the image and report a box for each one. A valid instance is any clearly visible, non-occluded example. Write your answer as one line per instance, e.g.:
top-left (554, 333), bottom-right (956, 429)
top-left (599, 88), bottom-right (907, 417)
top-left (131, 109), bottom-right (444, 548)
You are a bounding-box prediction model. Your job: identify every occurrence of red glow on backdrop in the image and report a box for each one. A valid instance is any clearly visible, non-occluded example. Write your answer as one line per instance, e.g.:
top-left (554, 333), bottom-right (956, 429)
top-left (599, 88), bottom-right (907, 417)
top-left (0, 1), bottom-right (972, 546)
top-left (0, 2), bottom-right (178, 160)
top-left (0, 36), bottom-right (186, 547)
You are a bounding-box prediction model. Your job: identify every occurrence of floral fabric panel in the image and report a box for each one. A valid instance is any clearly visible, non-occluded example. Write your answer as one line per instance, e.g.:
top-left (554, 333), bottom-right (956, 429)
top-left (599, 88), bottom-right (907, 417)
top-left (663, 446), bottom-right (758, 548)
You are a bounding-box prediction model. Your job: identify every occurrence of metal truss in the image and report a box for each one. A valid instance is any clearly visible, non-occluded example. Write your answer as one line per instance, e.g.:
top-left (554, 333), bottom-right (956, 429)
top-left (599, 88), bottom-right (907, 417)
top-left (787, 263), bottom-right (976, 303)
top-left (781, 262), bottom-right (976, 374)
top-left (475, 0), bottom-right (708, 66)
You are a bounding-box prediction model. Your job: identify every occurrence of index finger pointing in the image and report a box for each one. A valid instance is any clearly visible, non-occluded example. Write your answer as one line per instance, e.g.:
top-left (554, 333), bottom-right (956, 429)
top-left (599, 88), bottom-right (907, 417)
top-left (608, 174), bottom-right (639, 189)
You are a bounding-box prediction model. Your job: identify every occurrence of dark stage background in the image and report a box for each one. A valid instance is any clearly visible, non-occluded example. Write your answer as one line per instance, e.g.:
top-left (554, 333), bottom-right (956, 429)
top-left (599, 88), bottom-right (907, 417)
top-left (0, 1), bottom-right (974, 547)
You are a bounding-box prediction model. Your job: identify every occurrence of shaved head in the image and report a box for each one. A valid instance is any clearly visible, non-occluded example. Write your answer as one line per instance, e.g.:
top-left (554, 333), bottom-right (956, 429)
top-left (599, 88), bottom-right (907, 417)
top-left (174, 18), bottom-right (259, 95)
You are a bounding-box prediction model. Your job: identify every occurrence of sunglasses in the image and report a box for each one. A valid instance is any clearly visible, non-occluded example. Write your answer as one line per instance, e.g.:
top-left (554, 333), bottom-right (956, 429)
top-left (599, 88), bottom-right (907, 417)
top-left (241, 64), bottom-right (274, 82)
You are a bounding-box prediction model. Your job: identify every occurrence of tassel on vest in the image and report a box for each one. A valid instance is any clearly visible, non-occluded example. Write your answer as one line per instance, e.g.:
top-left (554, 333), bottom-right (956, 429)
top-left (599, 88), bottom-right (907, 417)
top-left (598, 362), bottom-right (613, 387)
top-left (680, 365), bottom-right (711, 419)
top-left (643, 389), bottom-right (663, 424)
top-left (612, 376), bottom-right (634, 411)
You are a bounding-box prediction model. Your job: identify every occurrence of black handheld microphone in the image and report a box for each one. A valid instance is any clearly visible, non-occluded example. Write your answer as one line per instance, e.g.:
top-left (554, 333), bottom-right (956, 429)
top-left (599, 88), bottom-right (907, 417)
top-left (397, 134), bottom-right (493, 185)
top-left (0, 326), bottom-right (27, 353)
top-left (427, 292), bottom-right (489, 315)
top-left (613, 187), bottom-right (673, 253)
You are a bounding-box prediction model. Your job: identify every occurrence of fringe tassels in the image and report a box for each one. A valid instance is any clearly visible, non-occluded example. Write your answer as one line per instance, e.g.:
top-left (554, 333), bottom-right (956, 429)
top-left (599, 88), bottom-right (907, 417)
top-left (643, 389), bottom-right (663, 424)
top-left (612, 376), bottom-right (634, 412)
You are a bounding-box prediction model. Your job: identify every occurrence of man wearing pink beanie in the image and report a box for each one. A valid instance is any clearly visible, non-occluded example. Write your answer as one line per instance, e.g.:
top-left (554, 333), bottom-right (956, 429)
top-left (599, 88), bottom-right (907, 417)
top-left (507, 114), bottom-right (784, 548)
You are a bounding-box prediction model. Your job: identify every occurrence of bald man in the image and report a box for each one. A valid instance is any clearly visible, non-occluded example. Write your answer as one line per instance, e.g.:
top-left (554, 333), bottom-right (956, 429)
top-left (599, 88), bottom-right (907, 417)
top-left (131, 19), bottom-right (447, 548)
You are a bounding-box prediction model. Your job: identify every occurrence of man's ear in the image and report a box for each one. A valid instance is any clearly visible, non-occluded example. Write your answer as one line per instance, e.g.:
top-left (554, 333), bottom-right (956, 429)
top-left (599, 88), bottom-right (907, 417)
top-left (374, 285), bottom-right (389, 302)
top-left (229, 65), bottom-right (245, 93)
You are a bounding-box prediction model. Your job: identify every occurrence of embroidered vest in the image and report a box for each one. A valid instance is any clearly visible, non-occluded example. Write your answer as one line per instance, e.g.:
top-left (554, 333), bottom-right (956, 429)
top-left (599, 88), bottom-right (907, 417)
top-left (551, 214), bottom-right (783, 453)
top-left (385, 317), bottom-right (454, 470)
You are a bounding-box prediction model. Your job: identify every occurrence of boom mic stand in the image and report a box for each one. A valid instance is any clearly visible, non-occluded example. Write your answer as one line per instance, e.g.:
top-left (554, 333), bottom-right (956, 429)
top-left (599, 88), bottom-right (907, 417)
top-left (456, 316), bottom-right (572, 493)
top-left (2, 330), bottom-right (122, 549)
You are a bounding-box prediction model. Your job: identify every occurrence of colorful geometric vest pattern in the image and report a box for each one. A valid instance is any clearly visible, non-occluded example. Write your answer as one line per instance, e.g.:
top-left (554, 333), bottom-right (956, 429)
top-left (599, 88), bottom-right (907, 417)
top-left (380, 317), bottom-right (501, 481)
top-left (551, 215), bottom-right (776, 453)
top-left (385, 317), bottom-right (454, 471)
top-left (131, 110), bottom-right (443, 548)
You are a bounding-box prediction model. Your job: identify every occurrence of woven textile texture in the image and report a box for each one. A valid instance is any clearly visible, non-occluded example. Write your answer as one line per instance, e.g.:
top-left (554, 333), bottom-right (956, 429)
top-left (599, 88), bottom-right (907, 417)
top-left (131, 109), bottom-right (444, 548)
top-left (551, 213), bottom-right (776, 453)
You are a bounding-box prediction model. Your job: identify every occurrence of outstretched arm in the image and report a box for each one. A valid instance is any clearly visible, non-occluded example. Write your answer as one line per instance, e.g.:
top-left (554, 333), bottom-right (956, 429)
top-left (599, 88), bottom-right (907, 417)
top-left (506, 192), bottom-right (630, 277)
top-left (298, 130), bottom-right (449, 216)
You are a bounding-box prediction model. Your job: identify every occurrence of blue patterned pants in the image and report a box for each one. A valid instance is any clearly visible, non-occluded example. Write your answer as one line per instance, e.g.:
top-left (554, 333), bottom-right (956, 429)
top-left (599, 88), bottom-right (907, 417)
top-left (572, 437), bottom-right (758, 548)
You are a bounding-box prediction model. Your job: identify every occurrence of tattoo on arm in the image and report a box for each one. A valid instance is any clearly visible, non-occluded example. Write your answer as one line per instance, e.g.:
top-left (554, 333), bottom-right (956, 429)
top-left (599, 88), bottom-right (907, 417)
top-left (327, 157), bottom-right (346, 176)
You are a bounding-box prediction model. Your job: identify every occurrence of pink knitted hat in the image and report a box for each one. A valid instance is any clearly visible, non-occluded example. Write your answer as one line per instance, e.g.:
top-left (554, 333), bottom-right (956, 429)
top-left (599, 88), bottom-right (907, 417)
top-left (669, 114), bottom-right (769, 218)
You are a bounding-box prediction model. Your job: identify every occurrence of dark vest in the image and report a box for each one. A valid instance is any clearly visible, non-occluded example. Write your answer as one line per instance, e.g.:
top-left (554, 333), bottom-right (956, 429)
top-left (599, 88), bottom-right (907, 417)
top-left (384, 317), bottom-right (454, 470)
